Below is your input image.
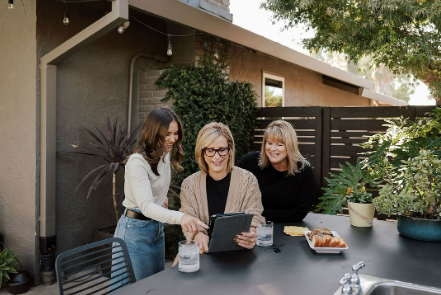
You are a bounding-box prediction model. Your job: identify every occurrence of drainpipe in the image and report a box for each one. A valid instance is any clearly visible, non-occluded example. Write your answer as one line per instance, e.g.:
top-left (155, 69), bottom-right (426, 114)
top-left (39, 0), bottom-right (128, 285)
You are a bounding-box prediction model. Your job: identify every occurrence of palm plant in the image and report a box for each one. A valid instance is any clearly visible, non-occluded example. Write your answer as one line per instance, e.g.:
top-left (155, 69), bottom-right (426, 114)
top-left (66, 117), bottom-right (141, 222)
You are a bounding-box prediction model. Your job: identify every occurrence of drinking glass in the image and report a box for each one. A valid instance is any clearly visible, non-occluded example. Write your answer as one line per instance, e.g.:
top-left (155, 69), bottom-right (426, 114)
top-left (256, 221), bottom-right (274, 247)
top-left (178, 240), bottom-right (200, 272)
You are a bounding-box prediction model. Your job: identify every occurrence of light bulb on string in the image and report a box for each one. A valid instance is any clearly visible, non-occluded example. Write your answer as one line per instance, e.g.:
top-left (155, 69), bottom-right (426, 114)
top-left (8, 0), bottom-right (13, 9)
top-left (118, 21), bottom-right (130, 34)
top-left (214, 48), bottom-right (219, 59)
top-left (63, 11), bottom-right (70, 25)
top-left (203, 40), bottom-right (207, 49)
top-left (167, 34), bottom-right (173, 56)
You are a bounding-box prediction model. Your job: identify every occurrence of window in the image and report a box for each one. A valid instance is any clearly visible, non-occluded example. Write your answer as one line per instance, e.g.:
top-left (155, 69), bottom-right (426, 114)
top-left (262, 72), bottom-right (284, 107)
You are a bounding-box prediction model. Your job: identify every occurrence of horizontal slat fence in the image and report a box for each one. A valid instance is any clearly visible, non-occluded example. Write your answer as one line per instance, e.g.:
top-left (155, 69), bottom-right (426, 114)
top-left (253, 106), bottom-right (435, 209)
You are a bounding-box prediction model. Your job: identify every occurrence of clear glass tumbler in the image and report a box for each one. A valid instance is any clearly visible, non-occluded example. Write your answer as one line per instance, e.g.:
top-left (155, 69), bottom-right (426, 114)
top-left (256, 221), bottom-right (274, 247)
top-left (178, 240), bottom-right (200, 272)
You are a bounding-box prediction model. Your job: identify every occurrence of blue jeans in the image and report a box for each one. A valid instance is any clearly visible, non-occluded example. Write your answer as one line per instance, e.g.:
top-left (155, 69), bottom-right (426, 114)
top-left (111, 209), bottom-right (165, 290)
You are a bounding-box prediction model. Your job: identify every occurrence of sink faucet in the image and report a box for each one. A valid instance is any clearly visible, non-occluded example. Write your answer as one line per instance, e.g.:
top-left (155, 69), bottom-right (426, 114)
top-left (340, 262), bottom-right (365, 295)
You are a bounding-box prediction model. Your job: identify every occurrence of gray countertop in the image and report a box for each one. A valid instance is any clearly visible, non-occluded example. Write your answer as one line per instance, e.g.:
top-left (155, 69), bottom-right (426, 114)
top-left (113, 213), bottom-right (441, 295)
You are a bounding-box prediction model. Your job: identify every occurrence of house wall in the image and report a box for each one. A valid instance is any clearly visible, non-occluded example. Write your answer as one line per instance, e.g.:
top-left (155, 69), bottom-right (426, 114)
top-left (0, 0), bottom-right (39, 282)
top-left (36, 1), bottom-right (168, 258)
top-left (228, 44), bottom-right (371, 107)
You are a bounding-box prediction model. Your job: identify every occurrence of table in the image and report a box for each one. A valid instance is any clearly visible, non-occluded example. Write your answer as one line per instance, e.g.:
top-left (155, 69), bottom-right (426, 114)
top-left (113, 213), bottom-right (441, 295)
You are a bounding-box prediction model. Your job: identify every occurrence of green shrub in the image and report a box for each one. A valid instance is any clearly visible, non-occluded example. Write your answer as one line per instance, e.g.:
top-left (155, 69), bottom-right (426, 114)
top-left (156, 64), bottom-right (258, 185)
top-left (156, 62), bottom-right (258, 259)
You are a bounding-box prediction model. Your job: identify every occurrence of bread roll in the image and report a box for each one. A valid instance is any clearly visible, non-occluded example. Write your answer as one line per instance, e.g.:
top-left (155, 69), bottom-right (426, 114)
top-left (312, 235), bottom-right (324, 247)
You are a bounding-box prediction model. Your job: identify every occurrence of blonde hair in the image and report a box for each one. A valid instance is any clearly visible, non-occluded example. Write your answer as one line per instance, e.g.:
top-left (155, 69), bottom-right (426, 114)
top-left (195, 122), bottom-right (235, 174)
top-left (259, 120), bottom-right (309, 176)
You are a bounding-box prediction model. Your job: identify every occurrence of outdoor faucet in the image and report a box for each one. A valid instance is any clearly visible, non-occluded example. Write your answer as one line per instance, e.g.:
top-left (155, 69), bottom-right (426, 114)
top-left (340, 262), bottom-right (365, 295)
top-left (340, 273), bottom-right (353, 295)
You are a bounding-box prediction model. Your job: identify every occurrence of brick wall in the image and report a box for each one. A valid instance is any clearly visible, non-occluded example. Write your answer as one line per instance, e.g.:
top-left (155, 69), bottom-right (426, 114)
top-left (138, 69), bottom-right (172, 125)
top-left (195, 34), bottom-right (230, 78)
top-left (206, 0), bottom-right (230, 12)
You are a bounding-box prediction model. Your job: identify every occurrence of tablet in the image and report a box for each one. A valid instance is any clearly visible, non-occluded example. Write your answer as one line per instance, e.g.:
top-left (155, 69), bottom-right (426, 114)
top-left (207, 212), bottom-right (253, 253)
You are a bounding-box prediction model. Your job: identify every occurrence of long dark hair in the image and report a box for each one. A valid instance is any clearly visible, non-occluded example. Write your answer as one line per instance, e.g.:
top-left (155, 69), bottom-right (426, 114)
top-left (132, 106), bottom-right (184, 175)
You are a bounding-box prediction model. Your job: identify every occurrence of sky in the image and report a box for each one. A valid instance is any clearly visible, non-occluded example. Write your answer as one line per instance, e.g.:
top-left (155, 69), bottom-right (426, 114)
top-left (229, 0), bottom-right (435, 106)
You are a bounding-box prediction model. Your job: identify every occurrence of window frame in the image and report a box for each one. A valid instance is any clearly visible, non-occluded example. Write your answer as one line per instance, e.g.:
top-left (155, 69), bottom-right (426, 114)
top-left (262, 72), bottom-right (285, 107)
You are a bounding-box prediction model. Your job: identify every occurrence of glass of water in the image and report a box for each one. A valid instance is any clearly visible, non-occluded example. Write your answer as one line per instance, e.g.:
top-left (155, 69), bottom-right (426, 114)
top-left (178, 240), bottom-right (200, 272)
top-left (256, 221), bottom-right (274, 247)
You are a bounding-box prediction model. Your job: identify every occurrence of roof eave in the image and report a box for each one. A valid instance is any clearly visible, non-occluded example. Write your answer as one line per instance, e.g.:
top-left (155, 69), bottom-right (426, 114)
top-left (129, 0), bottom-right (374, 90)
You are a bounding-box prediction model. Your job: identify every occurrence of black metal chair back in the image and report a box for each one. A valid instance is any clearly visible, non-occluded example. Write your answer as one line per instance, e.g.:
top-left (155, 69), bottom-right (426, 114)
top-left (55, 237), bottom-right (136, 295)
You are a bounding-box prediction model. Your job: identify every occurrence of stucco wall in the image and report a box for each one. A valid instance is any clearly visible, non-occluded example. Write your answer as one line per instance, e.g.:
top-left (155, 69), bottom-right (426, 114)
top-left (36, 1), bottom-right (169, 256)
top-left (228, 44), bottom-right (370, 107)
top-left (0, 0), bottom-right (39, 282)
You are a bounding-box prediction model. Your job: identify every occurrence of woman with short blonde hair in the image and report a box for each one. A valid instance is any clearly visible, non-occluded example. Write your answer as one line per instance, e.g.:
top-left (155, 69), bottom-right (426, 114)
top-left (238, 120), bottom-right (317, 222)
top-left (194, 122), bottom-right (235, 174)
top-left (179, 122), bottom-right (264, 254)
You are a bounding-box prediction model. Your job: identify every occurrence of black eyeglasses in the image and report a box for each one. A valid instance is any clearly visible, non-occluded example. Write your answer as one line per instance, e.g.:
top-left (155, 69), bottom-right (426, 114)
top-left (202, 147), bottom-right (230, 157)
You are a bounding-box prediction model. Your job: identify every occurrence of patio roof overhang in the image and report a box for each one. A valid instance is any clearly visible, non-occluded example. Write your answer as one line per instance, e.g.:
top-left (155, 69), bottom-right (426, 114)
top-left (362, 89), bottom-right (407, 106)
top-left (129, 0), bottom-right (407, 107)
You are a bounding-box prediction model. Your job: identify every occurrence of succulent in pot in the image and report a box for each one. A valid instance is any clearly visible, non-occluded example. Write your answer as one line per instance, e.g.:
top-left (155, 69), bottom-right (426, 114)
top-left (317, 158), bottom-right (375, 226)
top-left (0, 246), bottom-right (21, 291)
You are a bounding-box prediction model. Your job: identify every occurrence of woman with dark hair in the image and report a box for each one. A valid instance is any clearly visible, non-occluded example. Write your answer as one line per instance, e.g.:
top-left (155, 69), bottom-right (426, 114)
top-left (112, 106), bottom-right (207, 287)
top-left (237, 120), bottom-right (317, 222)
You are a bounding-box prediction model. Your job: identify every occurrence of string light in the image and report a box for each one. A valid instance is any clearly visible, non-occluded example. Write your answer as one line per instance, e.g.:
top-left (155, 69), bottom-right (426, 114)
top-left (63, 11), bottom-right (70, 25)
top-left (8, 0), bottom-right (13, 9)
top-left (130, 16), bottom-right (206, 57)
top-left (117, 21), bottom-right (130, 34)
top-left (167, 34), bottom-right (173, 56)
top-left (214, 48), bottom-right (219, 59)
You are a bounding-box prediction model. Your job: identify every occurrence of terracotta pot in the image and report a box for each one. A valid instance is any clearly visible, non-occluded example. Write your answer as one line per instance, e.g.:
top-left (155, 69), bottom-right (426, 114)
top-left (6, 268), bottom-right (31, 294)
top-left (348, 201), bottom-right (375, 227)
top-left (397, 215), bottom-right (441, 242)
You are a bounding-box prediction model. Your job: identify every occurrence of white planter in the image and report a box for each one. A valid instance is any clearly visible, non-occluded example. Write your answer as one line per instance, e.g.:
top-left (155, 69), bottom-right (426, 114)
top-left (348, 201), bottom-right (375, 227)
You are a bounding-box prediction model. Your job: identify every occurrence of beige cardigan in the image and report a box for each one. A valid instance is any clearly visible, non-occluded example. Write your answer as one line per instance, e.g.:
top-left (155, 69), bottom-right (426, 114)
top-left (179, 166), bottom-right (265, 240)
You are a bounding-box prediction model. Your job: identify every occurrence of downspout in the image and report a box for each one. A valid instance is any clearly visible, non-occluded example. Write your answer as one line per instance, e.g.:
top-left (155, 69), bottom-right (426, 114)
top-left (39, 0), bottom-right (128, 284)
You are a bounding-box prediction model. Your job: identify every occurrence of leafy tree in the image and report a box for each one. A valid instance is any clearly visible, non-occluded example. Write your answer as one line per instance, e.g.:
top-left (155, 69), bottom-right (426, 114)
top-left (264, 87), bottom-right (283, 106)
top-left (312, 51), bottom-right (417, 102)
top-left (262, 0), bottom-right (441, 104)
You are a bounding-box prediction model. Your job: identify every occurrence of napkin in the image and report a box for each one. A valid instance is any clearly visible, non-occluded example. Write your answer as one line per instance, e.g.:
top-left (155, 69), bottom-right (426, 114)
top-left (284, 226), bottom-right (309, 236)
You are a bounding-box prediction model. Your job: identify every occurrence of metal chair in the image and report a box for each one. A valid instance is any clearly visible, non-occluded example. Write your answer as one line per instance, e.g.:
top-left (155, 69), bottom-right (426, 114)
top-left (55, 237), bottom-right (136, 295)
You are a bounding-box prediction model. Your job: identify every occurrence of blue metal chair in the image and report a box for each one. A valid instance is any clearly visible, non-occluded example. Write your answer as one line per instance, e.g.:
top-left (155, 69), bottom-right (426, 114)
top-left (55, 237), bottom-right (135, 295)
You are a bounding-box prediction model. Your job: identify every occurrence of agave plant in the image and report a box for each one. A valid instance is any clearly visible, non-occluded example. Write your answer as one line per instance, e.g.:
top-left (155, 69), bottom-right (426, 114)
top-left (0, 248), bottom-right (18, 289)
top-left (66, 117), bottom-right (141, 222)
top-left (316, 158), bottom-right (374, 215)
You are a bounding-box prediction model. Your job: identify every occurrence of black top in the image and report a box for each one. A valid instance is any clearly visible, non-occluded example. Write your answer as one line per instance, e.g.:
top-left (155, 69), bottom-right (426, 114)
top-left (237, 151), bottom-right (317, 222)
top-left (206, 173), bottom-right (231, 217)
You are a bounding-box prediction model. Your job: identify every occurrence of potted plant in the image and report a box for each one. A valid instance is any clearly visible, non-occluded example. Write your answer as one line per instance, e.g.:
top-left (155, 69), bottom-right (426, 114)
top-left (0, 248), bottom-right (18, 290)
top-left (317, 158), bottom-right (375, 227)
top-left (361, 107), bottom-right (441, 241)
top-left (66, 117), bottom-right (141, 223)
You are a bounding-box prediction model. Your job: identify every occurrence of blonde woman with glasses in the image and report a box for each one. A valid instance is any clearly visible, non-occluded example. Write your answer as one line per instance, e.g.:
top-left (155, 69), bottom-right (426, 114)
top-left (179, 122), bottom-right (265, 254)
top-left (237, 120), bottom-right (317, 222)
